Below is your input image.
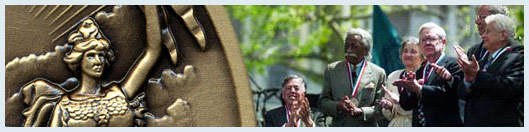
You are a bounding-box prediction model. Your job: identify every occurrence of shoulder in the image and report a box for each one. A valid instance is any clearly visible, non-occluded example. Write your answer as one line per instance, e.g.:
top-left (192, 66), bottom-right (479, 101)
top-left (367, 62), bottom-right (386, 75)
top-left (509, 42), bottom-right (524, 54)
top-left (504, 49), bottom-right (524, 61)
top-left (442, 56), bottom-right (458, 65)
top-left (326, 61), bottom-right (345, 69)
top-left (468, 42), bottom-right (482, 52)
top-left (265, 107), bottom-right (285, 116)
top-left (388, 69), bottom-right (404, 79)
top-left (102, 82), bottom-right (127, 98)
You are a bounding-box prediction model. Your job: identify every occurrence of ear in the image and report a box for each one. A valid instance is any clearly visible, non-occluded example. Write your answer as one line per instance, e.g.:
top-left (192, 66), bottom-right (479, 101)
top-left (501, 31), bottom-right (508, 41)
top-left (441, 38), bottom-right (447, 45)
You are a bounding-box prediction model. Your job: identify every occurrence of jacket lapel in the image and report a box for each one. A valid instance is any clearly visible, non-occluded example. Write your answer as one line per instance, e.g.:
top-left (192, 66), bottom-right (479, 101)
top-left (358, 63), bottom-right (372, 95)
top-left (425, 57), bottom-right (447, 85)
top-left (487, 50), bottom-right (510, 73)
top-left (337, 61), bottom-right (352, 98)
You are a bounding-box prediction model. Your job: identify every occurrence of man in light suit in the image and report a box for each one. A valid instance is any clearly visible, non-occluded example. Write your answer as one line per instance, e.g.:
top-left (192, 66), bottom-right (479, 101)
top-left (320, 28), bottom-right (386, 127)
top-left (264, 75), bottom-right (316, 127)
top-left (394, 22), bottom-right (463, 127)
top-left (454, 14), bottom-right (523, 127)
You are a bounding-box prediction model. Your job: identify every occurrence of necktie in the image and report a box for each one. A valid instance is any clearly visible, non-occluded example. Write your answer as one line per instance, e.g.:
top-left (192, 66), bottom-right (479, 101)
top-left (418, 103), bottom-right (426, 126)
top-left (418, 65), bottom-right (430, 127)
top-left (483, 54), bottom-right (493, 71)
top-left (352, 68), bottom-right (357, 85)
top-left (423, 64), bottom-right (432, 83)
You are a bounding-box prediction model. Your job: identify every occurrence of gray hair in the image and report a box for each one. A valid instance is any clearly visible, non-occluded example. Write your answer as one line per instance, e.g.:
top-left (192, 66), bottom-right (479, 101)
top-left (485, 14), bottom-right (515, 41)
top-left (418, 22), bottom-right (446, 40)
top-left (486, 5), bottom-right (509, 16)
top-left (399, 36), bottom-right (425, 61)
top-left (281, 75), bottom-right (307, 92)
top-left (345, 28), bottom-right (372, 60)
top-left (400, 36), bottom-right (419, 54)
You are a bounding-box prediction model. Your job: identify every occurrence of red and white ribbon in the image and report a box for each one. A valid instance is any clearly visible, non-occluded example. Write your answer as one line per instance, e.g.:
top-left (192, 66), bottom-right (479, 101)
top-left (346, 60), bottom-right (368, 97)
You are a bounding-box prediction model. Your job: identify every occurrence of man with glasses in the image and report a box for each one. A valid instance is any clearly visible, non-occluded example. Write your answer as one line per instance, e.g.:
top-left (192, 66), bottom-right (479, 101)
top-left (394, 22), bottom-right (463, 127)
top-left (454, 14), bottom-right (523, 127)
top-left (467, 5), bottom-right (517, 67)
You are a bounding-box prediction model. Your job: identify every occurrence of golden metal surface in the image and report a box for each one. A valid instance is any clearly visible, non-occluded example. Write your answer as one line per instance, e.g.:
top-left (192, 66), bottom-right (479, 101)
top-left (5, 5), bottom-right (255, 127)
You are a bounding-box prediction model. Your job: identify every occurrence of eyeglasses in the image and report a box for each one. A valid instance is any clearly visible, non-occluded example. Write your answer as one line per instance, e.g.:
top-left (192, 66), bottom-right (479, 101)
top-left (420, 37), bottom-right (440, 44)
top-left (476, 15), bottom-right (487, 20)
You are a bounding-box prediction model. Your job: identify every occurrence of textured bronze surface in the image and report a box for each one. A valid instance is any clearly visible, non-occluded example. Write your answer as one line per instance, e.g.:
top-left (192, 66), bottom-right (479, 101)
top-left (5, 5), bottom-right (256, 127)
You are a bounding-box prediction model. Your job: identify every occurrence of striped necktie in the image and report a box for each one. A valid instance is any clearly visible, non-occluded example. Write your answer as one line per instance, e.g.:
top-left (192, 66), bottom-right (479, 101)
top-left (482, 54), bottom-right (493, 71)
top-left (418, 103), bottom-right (426, 126)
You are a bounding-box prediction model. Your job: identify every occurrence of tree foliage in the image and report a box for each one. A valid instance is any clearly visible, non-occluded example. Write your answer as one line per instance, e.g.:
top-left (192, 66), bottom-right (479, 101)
top-left (225, 5), bottom-right (524, 85)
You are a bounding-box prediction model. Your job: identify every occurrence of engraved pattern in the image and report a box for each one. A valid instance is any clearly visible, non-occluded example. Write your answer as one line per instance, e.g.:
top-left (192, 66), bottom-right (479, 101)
top-left (62, 96), bottom-right (129, 126)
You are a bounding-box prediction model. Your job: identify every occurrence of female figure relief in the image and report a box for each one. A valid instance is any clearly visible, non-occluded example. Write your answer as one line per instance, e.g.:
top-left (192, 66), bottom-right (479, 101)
top-left (22, 6), bottom-right (162, 127)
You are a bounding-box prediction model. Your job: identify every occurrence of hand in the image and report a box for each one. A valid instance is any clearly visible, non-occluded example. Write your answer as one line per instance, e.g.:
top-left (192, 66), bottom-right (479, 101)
top-left (392, 71), bottom-right (422, 94)
top-left (344, 96), bottom-right (363, 116)
top-left (379, 97), bottom-right (394, 109)
top-left (337, 96), bottom-right (352, 114)
top-left (454, 45), bottom-right (480, 82)
top-left (381, 85), bottom-right (399, 103)
top-left (299, 97), bottom-right (314, 127)
top-left (430, 64), bottom-right (452, 81)
top-left (285, 100), bottom-right (301, 127)
top-left (418, 79), bottom-right (424, 85)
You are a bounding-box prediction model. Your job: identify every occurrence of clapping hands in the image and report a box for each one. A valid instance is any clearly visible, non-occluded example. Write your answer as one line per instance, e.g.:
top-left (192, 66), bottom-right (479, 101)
top-left (285, 97), bottom-right (313, 127)
top-left (392, 71), bottom-right (422, 94)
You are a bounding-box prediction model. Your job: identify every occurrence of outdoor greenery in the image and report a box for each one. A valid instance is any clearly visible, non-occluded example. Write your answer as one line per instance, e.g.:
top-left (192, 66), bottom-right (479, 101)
top-left (225, 5), bottom-right (524, 86)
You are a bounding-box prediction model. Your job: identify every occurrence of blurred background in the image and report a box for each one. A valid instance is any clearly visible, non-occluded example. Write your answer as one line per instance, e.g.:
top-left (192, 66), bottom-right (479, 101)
top-left (225, 5), bottom-right (524, 126)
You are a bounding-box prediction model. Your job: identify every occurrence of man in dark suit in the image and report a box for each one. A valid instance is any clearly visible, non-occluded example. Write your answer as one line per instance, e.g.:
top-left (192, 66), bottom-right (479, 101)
top-left (454, 14), bottom-right (523, 127)
top-left (394, 22), bottom-right (463, 127)
top-left (264, 75), bottom-right (315, 127)
top-left (467, 5), bottom-right (515, 69)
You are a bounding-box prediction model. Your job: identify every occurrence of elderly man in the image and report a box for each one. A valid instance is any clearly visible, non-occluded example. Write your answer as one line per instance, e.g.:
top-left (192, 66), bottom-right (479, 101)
top-left (320, 28), bottom-right (386, 127)
top-left (454, 14), bottom-right (523, 127)
top-left (264, 75), bottom-right (315, 127)
top-left (394, 22), bottom-right (463, 127)
top-left (466, 5), bottom-right (522, 68)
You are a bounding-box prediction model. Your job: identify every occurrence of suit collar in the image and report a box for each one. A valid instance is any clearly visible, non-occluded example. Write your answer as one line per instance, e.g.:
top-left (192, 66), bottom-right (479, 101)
top-left (339, 60), bottom-right (374, 97)
top-left (483, 41), bottom-right (521, 71)
top-left (424, 55), bottom-right (449, 85)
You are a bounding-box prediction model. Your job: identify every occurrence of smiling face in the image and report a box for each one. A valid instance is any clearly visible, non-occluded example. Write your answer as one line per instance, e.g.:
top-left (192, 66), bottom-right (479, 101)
top-left (281, 78), bottom-right (306, 106)
top-left (344, 34), bottom-right (368, 64)
top-left (81, 49), bottom-right (106, 78)
top-left (419, 28), bottom-right (445, 59)
top-left (401, 43), bottom-right (423, 70)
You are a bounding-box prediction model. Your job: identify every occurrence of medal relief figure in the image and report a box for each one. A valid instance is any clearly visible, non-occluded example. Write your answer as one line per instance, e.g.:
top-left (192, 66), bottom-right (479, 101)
top-left (6, 6), bottom-right (196, 127)
top-left (6, 5), bottom-right (256, 127)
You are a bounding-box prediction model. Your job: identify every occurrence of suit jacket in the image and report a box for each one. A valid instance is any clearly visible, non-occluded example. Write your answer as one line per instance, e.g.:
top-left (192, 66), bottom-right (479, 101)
top-left (466, 40), bottom-right (524, 63)
top-left (467, 41), bottom-right (488, 63)
top-left (400, 56), bottom-right (463, 127)
top-left (458, 42), bottom-right (524, 127)
top-left (264, 106), bottom-right (319, 127)
top-left (320, 60), bottom-right (386, 127)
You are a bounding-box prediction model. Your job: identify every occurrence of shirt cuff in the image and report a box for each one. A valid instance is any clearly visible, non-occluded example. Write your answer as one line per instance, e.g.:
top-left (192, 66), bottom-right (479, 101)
top-left (463, 80), bottom-right (474, 93)
top-left (447, 76), bottom-right (454, 86)
top-left (463, 80), bottom-right (474, 88)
